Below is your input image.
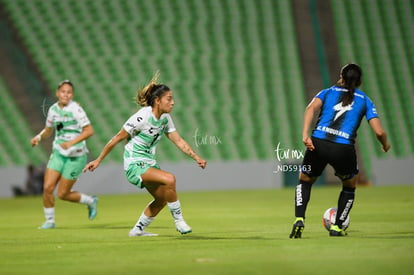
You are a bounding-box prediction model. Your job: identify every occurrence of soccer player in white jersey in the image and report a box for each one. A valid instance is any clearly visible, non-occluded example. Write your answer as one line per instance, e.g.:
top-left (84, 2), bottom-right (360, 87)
top-left (31, 80), bottom-right (98, 229)
top-left (84, 73), bottom-right (207, 236)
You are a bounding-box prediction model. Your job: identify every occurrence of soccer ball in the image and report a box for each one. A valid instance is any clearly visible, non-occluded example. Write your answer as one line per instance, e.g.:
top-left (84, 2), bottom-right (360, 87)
top-left (322, 207), bottom-right (350, 231)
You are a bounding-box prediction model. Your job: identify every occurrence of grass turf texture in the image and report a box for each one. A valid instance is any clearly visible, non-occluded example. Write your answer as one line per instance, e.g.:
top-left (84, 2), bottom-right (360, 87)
top-left (0, 185), bottom-right (413, 274)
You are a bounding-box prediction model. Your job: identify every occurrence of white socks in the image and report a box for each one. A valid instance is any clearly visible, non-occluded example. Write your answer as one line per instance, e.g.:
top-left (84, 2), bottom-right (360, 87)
top-left (168, 200), bottom-right (184, 222)
top-left (133, 213), bottom-right (155, 232)
top-left (131, 200), bottom-right (184, 233)
top-left (43, 194), bottom-right (92, 224)
top-left (79, 194), bottom-right (94, 205)
top-left (44, 207), bottom-right (55, 223)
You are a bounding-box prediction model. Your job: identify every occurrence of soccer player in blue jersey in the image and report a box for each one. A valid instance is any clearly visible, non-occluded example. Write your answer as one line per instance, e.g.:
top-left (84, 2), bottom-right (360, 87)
top-left (84, 73), bottom-right (207, 236)
top-left (289, 64), bottom-right (390, 238)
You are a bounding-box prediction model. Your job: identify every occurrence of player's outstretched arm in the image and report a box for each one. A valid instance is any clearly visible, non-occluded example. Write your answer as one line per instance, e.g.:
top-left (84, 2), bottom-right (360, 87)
top-left (302, 98), bottom-right (322, 151)
top-left (83, 128), bottom-right (129, 172)
top-left (30, 127), bottom-right (53, 147)
top-left (368, 118), bottom-right (391, 152)
top-left (166, 131), bottom-right (207, 169)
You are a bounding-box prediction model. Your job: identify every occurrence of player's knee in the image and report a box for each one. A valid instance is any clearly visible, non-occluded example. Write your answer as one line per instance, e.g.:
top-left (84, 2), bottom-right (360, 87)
top-left (342, 179), bottom-right (357, 189)
top-left (57, 190), bottom-right (69, 200)
top-left (339, 173), bottom-right (358, 188)
top-left (164, 173), bottom-right (176, 189)
top-left (299, 172), bottom-right (317, 184)
top-left (43, 183), bottom-right (55, 195)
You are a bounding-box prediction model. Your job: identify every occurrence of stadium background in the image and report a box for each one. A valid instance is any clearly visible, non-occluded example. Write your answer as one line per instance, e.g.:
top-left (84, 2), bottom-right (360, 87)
top-left (0, 0), bottom-right (412, 197)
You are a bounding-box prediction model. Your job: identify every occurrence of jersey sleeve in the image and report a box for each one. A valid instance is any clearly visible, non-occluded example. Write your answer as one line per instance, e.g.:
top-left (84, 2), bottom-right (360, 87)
top-left (315, 89), bottom-right (328, 102)
top-left (74, 104), bottom-right (91, 128)
top-left (365, 96), bottom-right (379, 121)
top-left (123, 109), bottom-right (146, 136)
top-left (45, 107), bottom-right (54, 128)
top-left (165, 114), bottom-right (176, 133)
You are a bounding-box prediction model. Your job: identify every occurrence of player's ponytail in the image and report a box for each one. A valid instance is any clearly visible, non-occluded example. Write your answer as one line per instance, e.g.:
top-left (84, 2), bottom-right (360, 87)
top-left (136, 71), bottom-right (171, 107)
top-left (338, 64), bottom-right (362, 106)
top-left (137, 71), bottom-right (160, 106)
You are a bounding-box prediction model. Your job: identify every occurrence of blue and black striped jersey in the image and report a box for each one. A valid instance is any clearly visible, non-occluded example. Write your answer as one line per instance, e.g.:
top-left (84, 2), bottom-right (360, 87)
top-left (312, 86), bottom-right (378, 145)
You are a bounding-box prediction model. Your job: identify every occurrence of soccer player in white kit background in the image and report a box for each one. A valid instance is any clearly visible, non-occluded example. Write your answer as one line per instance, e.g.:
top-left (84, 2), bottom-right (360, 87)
top-left (84, 73), bottom-right (207, 236)
top-left (31, 80), bottom-right (98, 229)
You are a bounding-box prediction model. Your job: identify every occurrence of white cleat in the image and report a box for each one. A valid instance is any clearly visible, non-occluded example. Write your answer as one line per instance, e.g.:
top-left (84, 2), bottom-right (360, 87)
top-left (128, 229), bottom-right (158, 237)
top-left (38, 222), bottom-right (56, 229)
top-left (175, 220), bottom-right (192, 234)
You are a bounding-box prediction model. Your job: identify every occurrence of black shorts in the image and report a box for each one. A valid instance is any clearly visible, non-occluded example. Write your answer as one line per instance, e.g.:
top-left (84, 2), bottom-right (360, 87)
top-left (301, 137), bottom-right (358, 180)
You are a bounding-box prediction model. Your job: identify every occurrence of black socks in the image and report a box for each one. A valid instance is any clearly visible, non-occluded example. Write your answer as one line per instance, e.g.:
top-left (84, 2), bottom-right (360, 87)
top-left (335, 186), bottom-right (355, 228)
top-left (295, 180), bottom-right (312, 218)
top-left (294, 180), bottom-right (355, 229)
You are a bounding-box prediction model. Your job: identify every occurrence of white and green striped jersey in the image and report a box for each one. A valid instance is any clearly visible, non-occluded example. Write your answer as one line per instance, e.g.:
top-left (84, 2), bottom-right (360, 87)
top-left (123, 106), bottom-right (176, 170)
top-left (46, 100), bottom-right (90, 157)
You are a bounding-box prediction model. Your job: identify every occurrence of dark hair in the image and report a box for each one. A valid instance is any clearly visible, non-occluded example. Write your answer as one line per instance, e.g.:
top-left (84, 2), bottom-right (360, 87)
top-left (136, 72), bottom-right (170, 107)
top-left (338, 64), bottom-right (362, 106)
top-left (57, 80), bottom-right (74, 90)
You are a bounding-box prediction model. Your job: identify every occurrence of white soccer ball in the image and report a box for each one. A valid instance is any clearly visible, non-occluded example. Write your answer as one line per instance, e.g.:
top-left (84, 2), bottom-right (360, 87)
top-left (322, 207), bottom-right (350, 231)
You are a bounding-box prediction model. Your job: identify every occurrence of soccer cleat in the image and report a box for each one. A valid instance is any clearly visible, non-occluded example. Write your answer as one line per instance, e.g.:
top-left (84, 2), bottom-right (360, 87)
top-left (128, 229), bottom-right (158, 237)
top-left (289, 218), bottom-right (305, 238)
top-left (175, 220), bottom-right (192, 234)
top-left (38, 222), bottom-right (56, 229)
top-left (329, 225), bottom-right (347, 236)
top-left (88, 196), bottom-right (98, 220)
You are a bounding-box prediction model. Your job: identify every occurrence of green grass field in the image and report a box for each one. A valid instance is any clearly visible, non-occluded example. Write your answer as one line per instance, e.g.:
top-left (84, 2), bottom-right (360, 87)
top-left (1, 185), bottom-right (413, 274)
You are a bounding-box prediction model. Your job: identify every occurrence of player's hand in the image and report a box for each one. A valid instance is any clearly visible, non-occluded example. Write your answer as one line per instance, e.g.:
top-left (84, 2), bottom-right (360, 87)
top-left (60, 141), bottom-right (73, 150)
top-left (30, 136), bottom-right (40, 147)
top-left (195, 157), bottom-right (207, 169)
top-left (83, 159), bottom-right (101, 172)
top-left (382, 143), bottom-right (391, 153)
top-left (303, 136), bottom-right (315, 151)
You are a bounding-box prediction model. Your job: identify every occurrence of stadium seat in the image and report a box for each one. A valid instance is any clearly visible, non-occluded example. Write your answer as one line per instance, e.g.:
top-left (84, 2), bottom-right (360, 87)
top-left (4, 0), bottom-right (411, 173)
top-left (0, 77), bottom-right (48, 166)
top-left (3, 0), bottom-right (310, 164)
top-left (331, 0), bottom-right (414, 172)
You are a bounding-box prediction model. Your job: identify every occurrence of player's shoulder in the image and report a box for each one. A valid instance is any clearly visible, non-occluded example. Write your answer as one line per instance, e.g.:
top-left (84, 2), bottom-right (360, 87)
top-left (47, 102), bottom-right (60, 114)
top-left (325, 85), bottom-right (350, 95)
top-left (68, 101), bottom-right (90, 117)
top-left (49, 101), bottom-right (59, 109)
top-left (354, 89), bottom-right (366, 98)
top-left (316, 86), bottom-right (340, 97)
top-left (138, 106), bottom-right (152, 115)
top-left (132, 106), bottom-right (152, 120)
top-left (160, 112), bottom-right (173, 121)
top-left (66, 100), bottom-right (83, 110)
top-left (354, 89), bottom-right (373, 102)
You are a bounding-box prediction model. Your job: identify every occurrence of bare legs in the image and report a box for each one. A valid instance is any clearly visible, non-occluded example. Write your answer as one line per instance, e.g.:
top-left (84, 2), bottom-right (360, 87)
top-left (142, 168), bottom-right (177, 217)
top-left (39, 168), bottom-right (96, 229)
top-left (43, 168), bottom-right (80, 208)
top-left (128, 168), bottom-right (191, 236)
